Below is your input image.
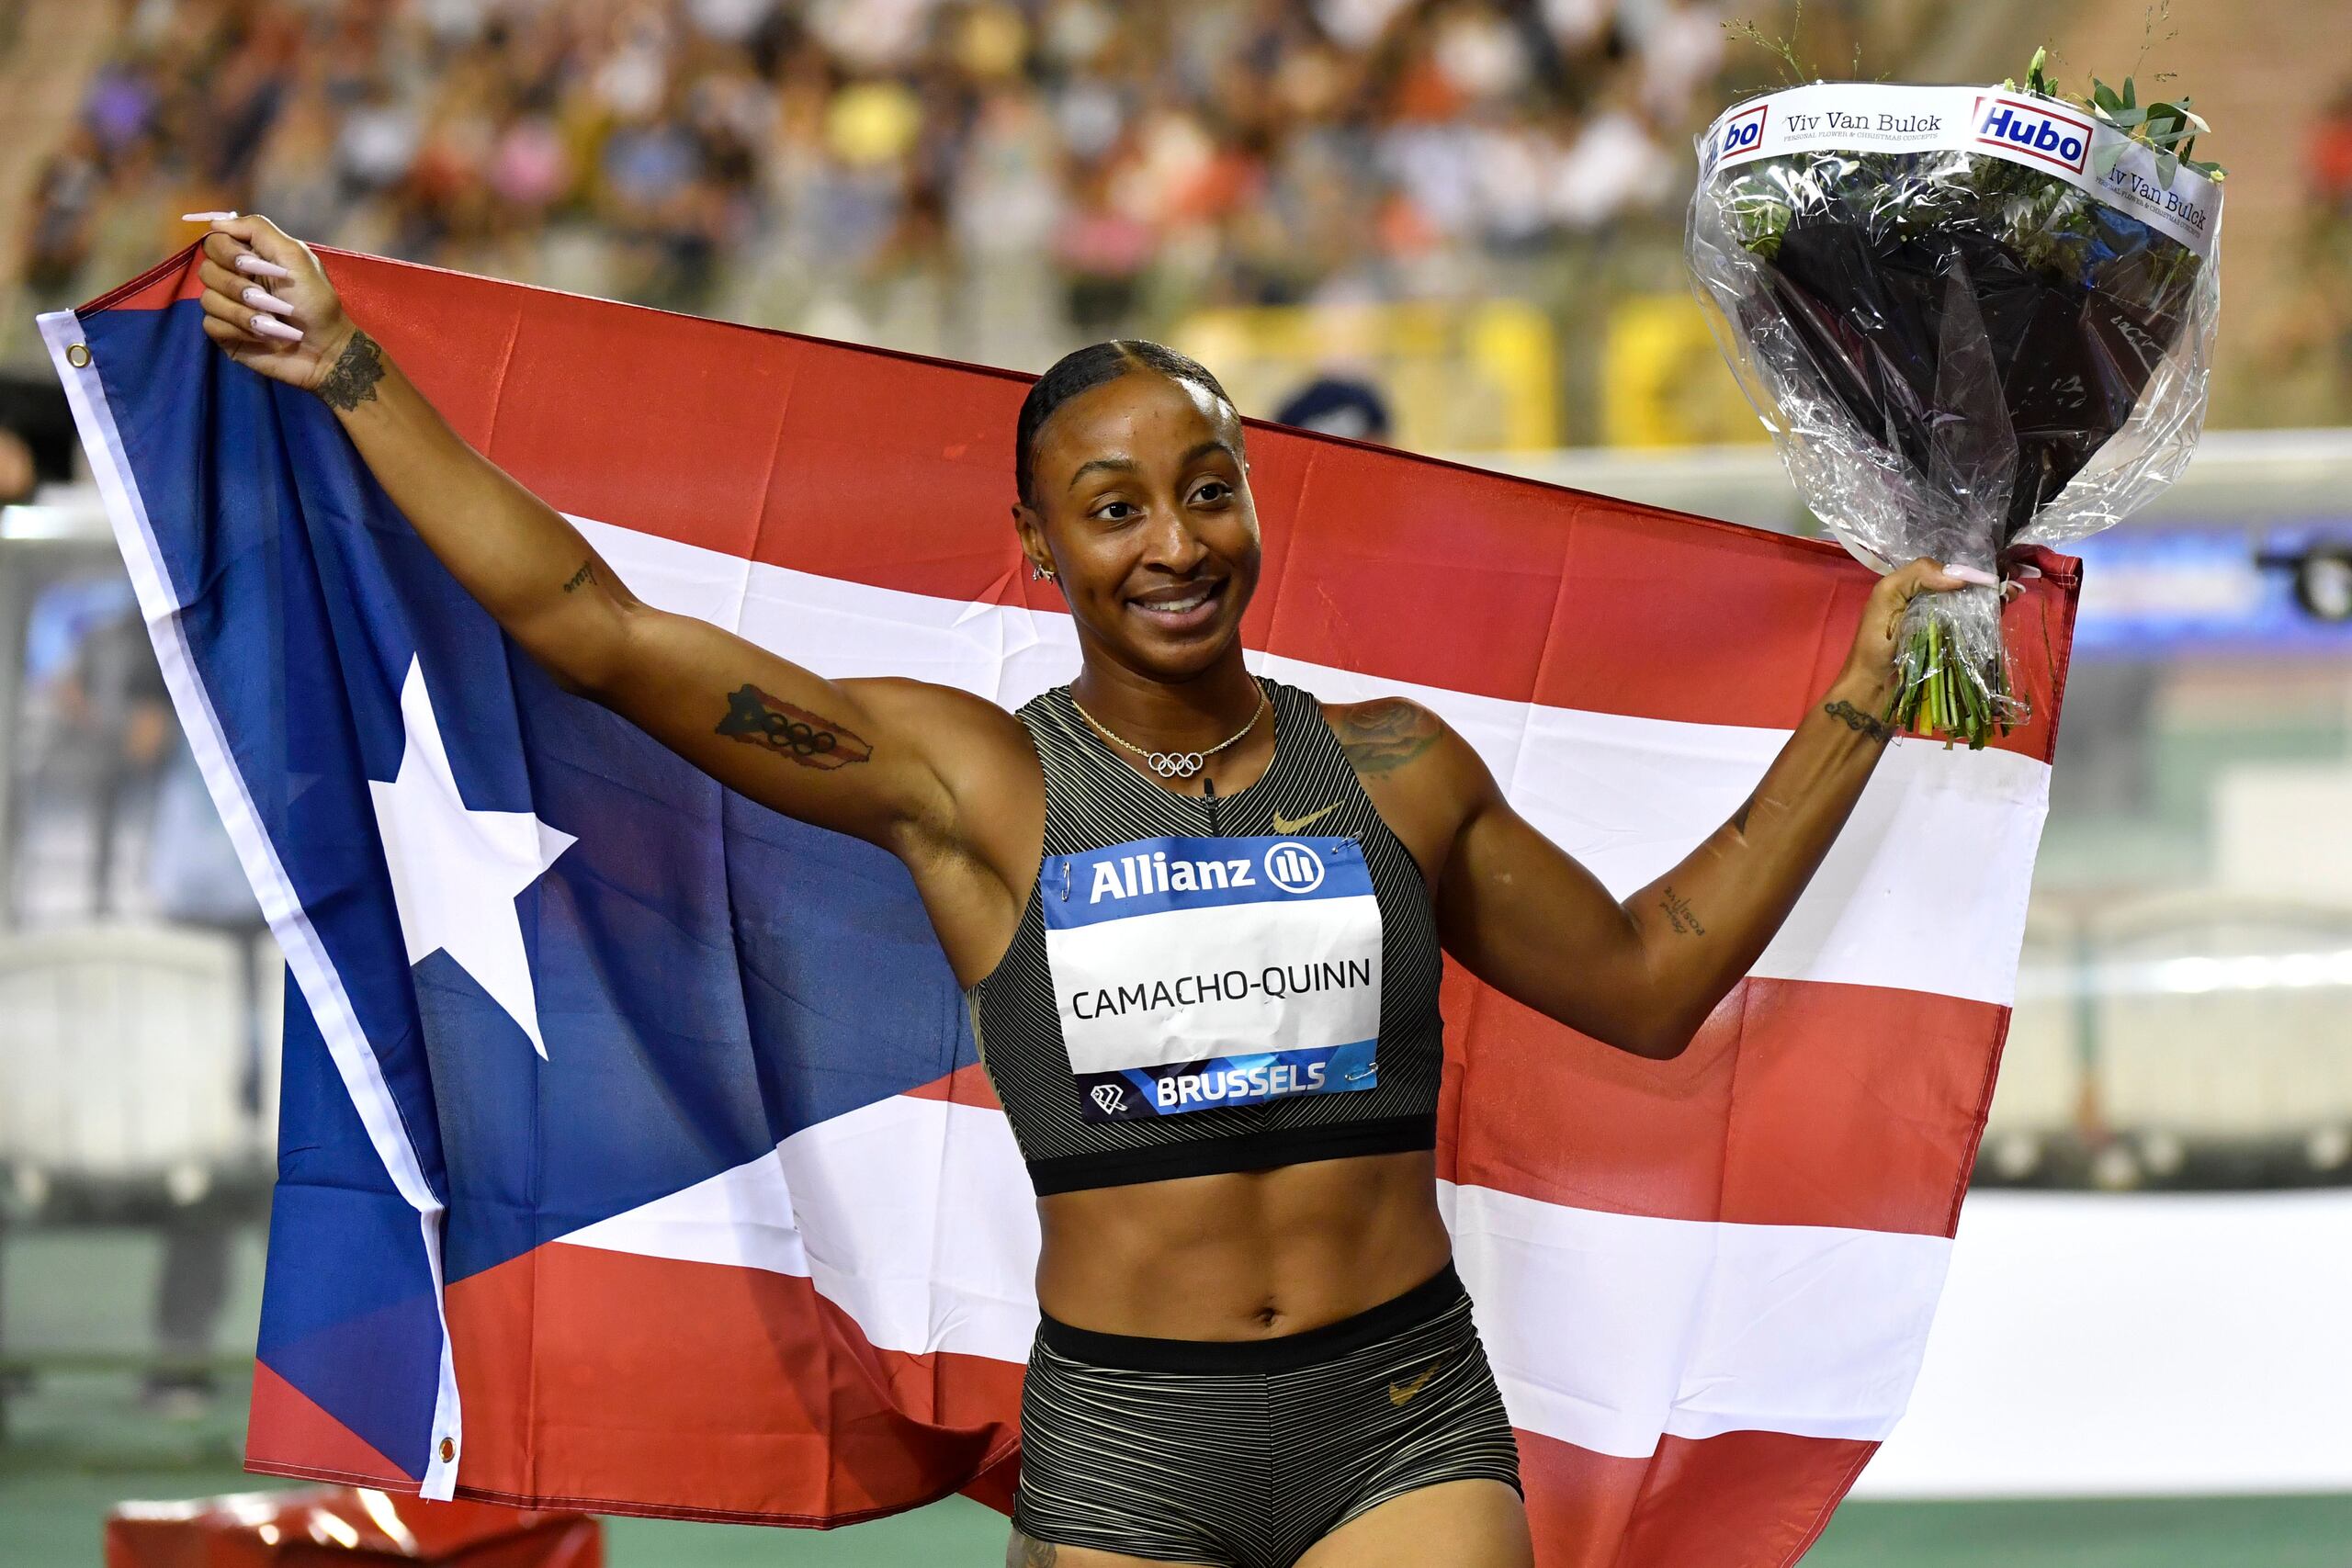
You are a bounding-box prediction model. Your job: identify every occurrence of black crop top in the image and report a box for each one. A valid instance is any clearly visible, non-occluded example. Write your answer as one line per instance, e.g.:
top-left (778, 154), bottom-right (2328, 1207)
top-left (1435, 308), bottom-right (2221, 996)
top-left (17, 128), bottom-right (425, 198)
top-left (965, 675), bottom-right (1445, 1195)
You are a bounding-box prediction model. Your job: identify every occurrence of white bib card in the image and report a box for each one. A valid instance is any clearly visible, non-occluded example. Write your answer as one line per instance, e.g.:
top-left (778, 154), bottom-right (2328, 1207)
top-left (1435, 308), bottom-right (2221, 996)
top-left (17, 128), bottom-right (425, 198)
top-left (1041, 834), bottom-right (1385, 1121)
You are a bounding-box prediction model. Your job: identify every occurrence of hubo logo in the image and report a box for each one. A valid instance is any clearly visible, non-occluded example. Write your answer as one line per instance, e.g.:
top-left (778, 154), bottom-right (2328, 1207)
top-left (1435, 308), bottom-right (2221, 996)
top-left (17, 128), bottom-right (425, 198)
top-left (1263, 840), bottom-right (1326, 895)
top-left (1974, 96), bottom-right (2092, 174)
top-left (1091, 1083), bottom-right (1126, 1115)
top-left (1719, 103), bottom-right (1767, 160)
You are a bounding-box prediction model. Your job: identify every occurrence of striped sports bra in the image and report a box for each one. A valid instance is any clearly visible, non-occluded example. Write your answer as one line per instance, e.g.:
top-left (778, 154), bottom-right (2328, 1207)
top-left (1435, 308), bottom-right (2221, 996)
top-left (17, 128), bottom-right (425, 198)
top-left (967, 674), bottom-right (1445, 1196)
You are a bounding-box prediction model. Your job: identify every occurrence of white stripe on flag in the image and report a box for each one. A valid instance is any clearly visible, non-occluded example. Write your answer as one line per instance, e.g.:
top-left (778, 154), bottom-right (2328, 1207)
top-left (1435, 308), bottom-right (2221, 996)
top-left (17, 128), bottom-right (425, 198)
top-left (564, 1092), bottom-right (1951, 1460)
top-left (578, 516), bottom-right (2051, 1007)
top-left (1443, 1179), bottom-right (1950, 1454)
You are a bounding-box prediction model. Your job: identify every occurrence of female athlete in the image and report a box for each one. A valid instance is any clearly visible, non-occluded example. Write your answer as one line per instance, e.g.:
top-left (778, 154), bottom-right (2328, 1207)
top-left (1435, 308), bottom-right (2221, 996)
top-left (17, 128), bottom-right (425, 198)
top-left (191, 213), bottom-right (1982, 1568)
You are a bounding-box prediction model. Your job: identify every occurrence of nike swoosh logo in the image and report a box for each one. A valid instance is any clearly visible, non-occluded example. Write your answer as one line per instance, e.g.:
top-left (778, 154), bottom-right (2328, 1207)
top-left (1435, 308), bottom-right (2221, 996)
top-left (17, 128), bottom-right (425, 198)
top-left (1272, 802), bottom-right (1342, 834)
top-left (1388, 1361), bottom-right (1442, 1405)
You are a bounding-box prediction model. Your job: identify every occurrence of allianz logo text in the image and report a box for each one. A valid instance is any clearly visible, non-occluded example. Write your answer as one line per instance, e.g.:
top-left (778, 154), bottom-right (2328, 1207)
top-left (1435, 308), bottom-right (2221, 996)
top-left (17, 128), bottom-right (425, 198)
top-left (1974, 96), bottom-right (2093, 174)
top-left (1086, 840), bottom-right (1329, 903)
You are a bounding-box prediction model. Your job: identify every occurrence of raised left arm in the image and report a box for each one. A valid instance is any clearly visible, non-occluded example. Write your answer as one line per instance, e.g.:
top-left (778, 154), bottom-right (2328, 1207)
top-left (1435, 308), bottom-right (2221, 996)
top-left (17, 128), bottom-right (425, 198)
top-left (1367, 557), bottom-right (1975, 1060)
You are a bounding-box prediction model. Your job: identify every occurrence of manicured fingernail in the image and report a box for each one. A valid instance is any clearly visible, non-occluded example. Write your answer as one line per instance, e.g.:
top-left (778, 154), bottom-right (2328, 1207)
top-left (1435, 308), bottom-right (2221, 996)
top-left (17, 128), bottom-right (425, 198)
top-left (242, 286), bottom-right (294, 316)
top-left (181, 210), bottom-right (239, 221)
top-left (234, 253), bottom-right (294, 281)
top-left (1946, 564), bottom-right (1998, 587)
top-left (249, 314), bottom-right (304, 343)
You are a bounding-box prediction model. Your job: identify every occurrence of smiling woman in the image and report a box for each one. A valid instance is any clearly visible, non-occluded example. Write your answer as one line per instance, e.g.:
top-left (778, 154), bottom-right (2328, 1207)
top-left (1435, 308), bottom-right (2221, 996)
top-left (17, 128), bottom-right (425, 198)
top-left (187, 211), bottom-right (1977, 1568)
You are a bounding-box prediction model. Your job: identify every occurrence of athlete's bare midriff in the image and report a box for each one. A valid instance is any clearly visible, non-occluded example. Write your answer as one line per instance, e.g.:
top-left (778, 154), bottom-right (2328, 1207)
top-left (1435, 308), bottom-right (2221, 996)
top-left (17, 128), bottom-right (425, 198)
top-left (1034, 1147), bottom-right (1453, 1339)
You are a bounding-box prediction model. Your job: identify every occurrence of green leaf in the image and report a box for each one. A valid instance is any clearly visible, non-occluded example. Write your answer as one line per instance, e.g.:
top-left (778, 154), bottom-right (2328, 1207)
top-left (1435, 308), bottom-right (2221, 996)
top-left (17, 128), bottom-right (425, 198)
top-left (2093, 141), bottom-right (2129, 177)
top-left (2122, 75), bottom-right (2137, 109)
top-left (2093, 78), bottom-right (2121, 111)
top-left (2108, 106), bottom-right (2147, 128)
top-left (2155, 150), bottom-right (2179, 185)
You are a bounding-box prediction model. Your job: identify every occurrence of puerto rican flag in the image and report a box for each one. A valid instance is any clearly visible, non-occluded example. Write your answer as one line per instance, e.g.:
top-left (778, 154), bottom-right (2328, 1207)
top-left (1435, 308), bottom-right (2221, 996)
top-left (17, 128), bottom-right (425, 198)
top-left (40, 244), bottom-right (2079, 1566)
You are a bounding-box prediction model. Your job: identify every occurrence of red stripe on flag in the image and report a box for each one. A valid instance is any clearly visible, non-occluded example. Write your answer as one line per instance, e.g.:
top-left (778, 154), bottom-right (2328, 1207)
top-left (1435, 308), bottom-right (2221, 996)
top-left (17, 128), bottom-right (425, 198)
top-left (245, 1358), bottom-right (416, 1488)
top-left (439, 1241), bottom-right (1022, 1525)
top-left (1438, 970), bottom-right (2004, 1237)
top-left (901, 1060), bottom-right (1002, 1110)
top-left (92, 246), bottom-right (2077, 759)
top-left (1519, 1427), bottom-right (1877, 1568)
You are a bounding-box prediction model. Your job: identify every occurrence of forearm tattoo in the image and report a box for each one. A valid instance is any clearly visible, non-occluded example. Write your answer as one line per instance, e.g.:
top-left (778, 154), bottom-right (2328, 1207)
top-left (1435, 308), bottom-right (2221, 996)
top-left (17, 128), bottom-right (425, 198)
top-left (1658, 884), bottom-right (1707, 938)
top-left (715, 684), bottom-right (872, 770)
top-left (314, 327), bottom-right (387, 412)
top-left (1729, 788), bottom-right (1758, 835)
top-left (1822, 698), bottom-right (1896, 745)
top-left (1332, 697), bottom-right (1441, 776)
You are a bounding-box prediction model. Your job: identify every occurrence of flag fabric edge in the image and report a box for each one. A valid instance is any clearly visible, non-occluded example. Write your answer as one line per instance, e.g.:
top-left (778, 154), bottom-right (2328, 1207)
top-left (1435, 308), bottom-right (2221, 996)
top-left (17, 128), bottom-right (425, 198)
top-left (34, 306), bottom-right (467, 1501)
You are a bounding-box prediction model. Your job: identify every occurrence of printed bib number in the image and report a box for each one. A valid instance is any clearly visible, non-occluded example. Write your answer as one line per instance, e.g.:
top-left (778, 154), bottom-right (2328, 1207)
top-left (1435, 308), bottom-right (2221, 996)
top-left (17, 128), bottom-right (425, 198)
top-left (1042, 835), bottom-right (1385, 1121)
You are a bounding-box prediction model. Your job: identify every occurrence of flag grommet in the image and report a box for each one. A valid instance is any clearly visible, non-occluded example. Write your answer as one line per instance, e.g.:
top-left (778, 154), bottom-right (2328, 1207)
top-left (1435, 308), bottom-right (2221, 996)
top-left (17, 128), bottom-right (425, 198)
top-left (64, 343), bottom-right (90, 367)
top-left (439, 1437), bottom-right (456, 1463)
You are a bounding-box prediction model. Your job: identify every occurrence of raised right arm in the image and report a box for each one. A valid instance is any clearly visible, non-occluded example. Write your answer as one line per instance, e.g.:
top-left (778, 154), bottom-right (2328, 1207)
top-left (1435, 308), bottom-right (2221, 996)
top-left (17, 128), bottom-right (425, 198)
top-left (189, 214), bottom-right (1016, 860)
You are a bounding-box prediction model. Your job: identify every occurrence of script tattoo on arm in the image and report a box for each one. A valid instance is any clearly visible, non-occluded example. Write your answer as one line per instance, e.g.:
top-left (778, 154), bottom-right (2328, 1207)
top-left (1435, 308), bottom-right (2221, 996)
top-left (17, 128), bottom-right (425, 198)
top-left (1333, 697), bottom-right (1442, 777)
top-left (714, 683), bottom-right (873, 771)
top-left (1658, 885), bottom-right (1707, 937)
top-left (560, 560), bottom-right (594, 593)
top-left (1822, 698), bottom-right (1896, 745)
top-left (314, 327), bottom-right (387, 412)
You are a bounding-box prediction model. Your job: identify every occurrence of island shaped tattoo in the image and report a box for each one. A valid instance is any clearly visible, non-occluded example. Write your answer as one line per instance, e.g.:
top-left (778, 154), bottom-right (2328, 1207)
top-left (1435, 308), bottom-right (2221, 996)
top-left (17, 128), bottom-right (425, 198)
top-left (716, 684), bottom-right (873, 770)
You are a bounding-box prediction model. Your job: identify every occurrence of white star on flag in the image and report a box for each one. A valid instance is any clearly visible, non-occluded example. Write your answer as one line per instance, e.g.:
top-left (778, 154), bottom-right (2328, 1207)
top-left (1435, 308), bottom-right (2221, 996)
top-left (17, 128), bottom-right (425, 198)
top-left (368, 657), bottom-right (576, 1058)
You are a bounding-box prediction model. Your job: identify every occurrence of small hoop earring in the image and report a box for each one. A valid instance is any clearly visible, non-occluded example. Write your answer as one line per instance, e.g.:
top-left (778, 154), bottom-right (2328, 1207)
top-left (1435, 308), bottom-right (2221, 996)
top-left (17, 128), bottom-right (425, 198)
top-left (1031, 561), bottom-right (1055, 581)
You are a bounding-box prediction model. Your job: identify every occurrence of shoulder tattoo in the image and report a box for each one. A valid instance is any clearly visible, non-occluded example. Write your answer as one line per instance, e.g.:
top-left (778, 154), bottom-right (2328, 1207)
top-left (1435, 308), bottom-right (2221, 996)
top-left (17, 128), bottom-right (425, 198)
top-left (1330, 696), bottom-right (1442, 777)
top-left (716, 683), bottom-right (873, 771)
top-left (314, 327), bottom-right (386, 412)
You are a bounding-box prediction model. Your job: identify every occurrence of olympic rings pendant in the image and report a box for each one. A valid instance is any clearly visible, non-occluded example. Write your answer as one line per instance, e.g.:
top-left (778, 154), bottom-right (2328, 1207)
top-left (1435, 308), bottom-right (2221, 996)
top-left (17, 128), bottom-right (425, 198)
top-left (1148, 750), bottom-right (1205, 778)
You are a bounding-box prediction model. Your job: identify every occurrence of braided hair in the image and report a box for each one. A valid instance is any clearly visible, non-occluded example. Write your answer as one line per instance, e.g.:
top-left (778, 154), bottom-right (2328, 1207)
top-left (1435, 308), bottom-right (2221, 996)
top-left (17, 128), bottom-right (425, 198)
top-left (1013, 340), bottom-right (1239, 506)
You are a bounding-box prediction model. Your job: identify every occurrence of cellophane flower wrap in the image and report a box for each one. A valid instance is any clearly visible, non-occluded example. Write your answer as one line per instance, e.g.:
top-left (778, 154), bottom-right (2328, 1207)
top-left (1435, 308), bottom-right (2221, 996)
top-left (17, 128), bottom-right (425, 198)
top-left (1687, 78), bottom-right (2223, 745)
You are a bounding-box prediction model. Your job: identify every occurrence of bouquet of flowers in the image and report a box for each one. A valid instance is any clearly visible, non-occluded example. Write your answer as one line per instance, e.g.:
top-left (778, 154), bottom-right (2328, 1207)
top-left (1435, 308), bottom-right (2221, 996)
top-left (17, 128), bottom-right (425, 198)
top-left (1687, 50), bottom-right (2224, 747)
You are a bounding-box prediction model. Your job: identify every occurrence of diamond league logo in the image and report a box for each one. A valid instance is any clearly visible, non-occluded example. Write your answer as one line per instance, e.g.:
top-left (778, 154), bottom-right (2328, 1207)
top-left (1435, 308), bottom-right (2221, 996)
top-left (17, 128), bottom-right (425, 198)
top-left (1091, 1082), bottom-right (1126, 1115)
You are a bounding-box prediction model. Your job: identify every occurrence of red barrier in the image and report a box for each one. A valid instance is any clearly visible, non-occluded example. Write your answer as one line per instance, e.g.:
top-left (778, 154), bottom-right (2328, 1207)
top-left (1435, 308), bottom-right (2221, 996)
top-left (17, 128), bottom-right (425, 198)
top-left (105, 1486), bottom-right (601, 1567)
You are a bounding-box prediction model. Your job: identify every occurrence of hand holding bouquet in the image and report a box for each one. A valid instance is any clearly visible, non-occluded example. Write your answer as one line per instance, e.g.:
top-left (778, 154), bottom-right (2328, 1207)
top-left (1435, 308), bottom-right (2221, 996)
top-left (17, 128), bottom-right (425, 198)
top-left (1688, 50), bottom-right (2224, 747)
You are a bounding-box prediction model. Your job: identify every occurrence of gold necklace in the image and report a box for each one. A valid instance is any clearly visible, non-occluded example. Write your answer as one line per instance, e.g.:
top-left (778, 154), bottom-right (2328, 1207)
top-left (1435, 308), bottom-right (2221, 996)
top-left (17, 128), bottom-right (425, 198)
top-left (1069, 688), bottom-right (1266, 780)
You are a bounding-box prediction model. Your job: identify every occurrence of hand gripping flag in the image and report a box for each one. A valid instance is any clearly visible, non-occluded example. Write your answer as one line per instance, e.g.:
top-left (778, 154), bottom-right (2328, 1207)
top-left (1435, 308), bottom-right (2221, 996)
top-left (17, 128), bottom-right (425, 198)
top-left (40, 246), bottom-right (2081, 1566)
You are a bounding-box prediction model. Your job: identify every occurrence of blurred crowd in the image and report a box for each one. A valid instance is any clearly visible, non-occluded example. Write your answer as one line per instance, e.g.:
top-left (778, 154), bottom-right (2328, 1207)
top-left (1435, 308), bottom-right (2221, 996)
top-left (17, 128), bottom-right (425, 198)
top-left (18, 0), bottom-right (1733, 367)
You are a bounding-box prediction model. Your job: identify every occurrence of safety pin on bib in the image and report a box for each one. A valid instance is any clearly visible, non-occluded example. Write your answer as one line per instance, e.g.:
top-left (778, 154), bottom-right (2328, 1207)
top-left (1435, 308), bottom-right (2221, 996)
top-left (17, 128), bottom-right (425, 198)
top-left (1059, 857), bottom-right (1070, 901)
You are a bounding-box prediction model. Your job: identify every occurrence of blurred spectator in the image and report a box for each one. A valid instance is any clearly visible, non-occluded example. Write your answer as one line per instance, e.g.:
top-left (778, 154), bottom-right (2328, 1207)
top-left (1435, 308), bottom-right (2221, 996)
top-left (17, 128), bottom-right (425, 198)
top-left (0, 374), bottom-right (77, 505)
top-left (11, 0), bottom-right (1752, 374)
top-left (55, 604), bottom-right (173, 918)
top-left (2310, 85), bottom-right (2352, 215)
top-left (1276, 369), bottom-right (1394, 441)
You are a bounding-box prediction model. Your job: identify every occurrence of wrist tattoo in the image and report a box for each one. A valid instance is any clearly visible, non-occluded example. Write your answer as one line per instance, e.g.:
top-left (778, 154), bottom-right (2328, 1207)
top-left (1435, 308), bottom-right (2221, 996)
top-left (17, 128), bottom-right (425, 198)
top-left (1823, 698), bottom-right (1896, 745)
top-left (1332, 697), bottom-right (1441, 777)
top-left (716, 684), bottom-right (872, 771)
top-left (314, 327), bottom-right (386, 412)
top-left (1658, 885), bottom-right (1706, 938)
top-left (560, 560), bottom-right (594, 593)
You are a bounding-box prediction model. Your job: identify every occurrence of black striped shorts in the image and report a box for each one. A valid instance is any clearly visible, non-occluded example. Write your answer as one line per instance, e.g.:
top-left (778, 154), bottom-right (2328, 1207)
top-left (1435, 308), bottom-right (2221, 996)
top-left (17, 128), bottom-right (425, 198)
top-left (1012, 1261), bottom-right (1522, 1568)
